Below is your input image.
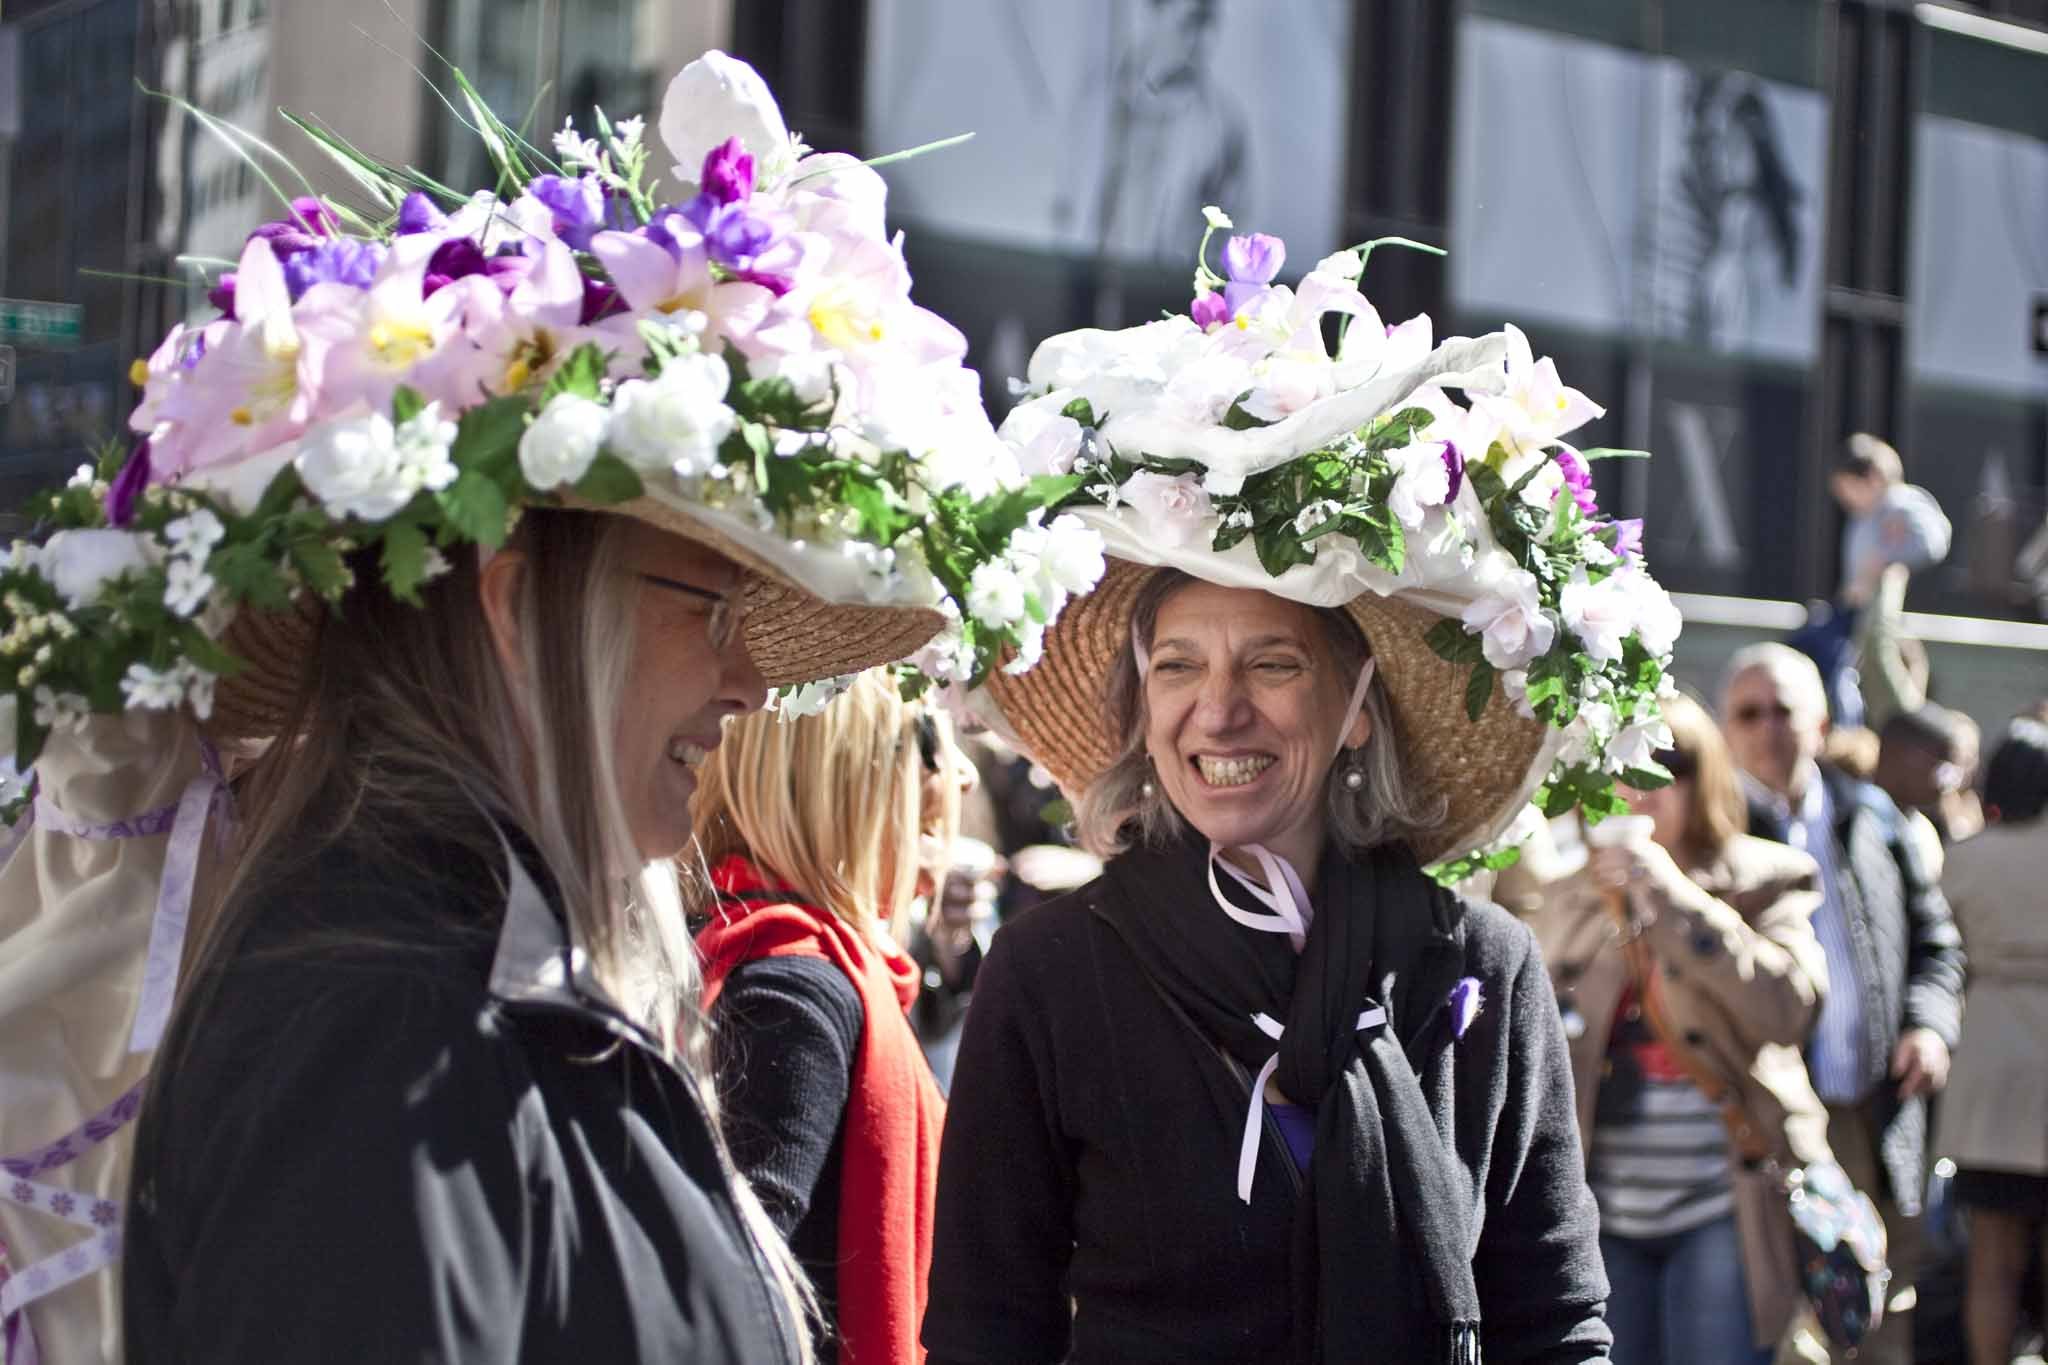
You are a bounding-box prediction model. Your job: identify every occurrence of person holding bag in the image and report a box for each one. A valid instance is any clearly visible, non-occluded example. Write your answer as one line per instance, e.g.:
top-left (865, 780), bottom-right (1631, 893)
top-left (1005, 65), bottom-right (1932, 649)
top-left (1526, 693), bottom-right (1878, 1363)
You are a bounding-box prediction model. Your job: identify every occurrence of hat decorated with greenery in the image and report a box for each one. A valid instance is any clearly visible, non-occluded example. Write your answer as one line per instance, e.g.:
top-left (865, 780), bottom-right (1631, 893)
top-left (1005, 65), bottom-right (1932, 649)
top-left (0, 51), bottom-right (1102, 811)
top-left (981, 210), bottom-right (1681, 878)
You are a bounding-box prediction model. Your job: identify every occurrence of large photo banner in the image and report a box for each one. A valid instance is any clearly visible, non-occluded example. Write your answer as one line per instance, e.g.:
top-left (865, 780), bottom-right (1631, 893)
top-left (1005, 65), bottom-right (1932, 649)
top-left (865, 0), bottom-right (1351, 266)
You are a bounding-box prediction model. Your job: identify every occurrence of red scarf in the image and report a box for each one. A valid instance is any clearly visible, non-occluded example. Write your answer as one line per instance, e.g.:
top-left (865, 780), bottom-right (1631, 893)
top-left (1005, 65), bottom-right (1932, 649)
top-left (697, 856), bottom-right (943, 1365)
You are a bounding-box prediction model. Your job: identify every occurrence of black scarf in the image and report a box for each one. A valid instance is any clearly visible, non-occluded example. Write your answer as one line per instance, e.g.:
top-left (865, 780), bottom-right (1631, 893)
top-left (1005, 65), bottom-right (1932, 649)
top-left (1099, 836), bottom-right (1483, 1365)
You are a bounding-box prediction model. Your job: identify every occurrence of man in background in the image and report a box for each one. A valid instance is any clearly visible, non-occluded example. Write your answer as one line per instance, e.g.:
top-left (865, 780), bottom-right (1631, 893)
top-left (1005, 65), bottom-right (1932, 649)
top-left (1720, 643), bottom-right (1966, 1364)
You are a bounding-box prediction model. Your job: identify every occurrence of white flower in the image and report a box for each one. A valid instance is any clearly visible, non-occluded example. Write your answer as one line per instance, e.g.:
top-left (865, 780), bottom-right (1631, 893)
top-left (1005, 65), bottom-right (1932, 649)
top-left (66, 463), bottom-right (95, 489)
top-left (776, 675), bottom-right (856, 718)
top-left (296, 412), bottom-right (414, 522)
top-left (1558, 700), bottom-right (1616, 769)
top-left (1202, 205), bottom-right (1234, 230)
top-left (613, 115), bottom-right (646, 150)
top-left (753, 349), bottom-right (837, 407)
top-left (1314, 249), bottom-right (1364, 282)
top-left (998, 399), bottom-right (1086, 477)
top-left (163, 558), bottom-right (216, 618)
top-left (31, 685), bottom-right (89, 733)
top-left (1222, 506), bottom-right (1255, 530)
top-left (607, 353), bottom-right (736, 478)
top-left (1623, 570), bottom-right (1683, 657)
top-left (553, 117), bottom-right (602, 168)
top-left (659, 50), bottom-right (796, 188)
top-left (1163, 352), bottom-right (1255, 427)
top-left (1386, 441), bottom-right (1452, 529)
top-left (1037, 514), bottom-right (1105, 598)
top-left (1004, 619), bottom-right (1047, 674)
top-left (1501, 668), bottom-right (1538, 719)
top-left (120, 661), bottom-right (187, 711)
top-left (394, 403), bottom-right (460, 495)
top-left (41, 530), bottom-right (154, 609)
top-left (164, 509), bottom-right (225, 562)
top-left (909, 611), bottom-right (976, 686)
top-left (1606, 711), bottom-right (1673, 774)
top-left (519, 392), bottom-right (611, 489)
top-left (1294, 499), bottom-right (1343, 536)
top-left (3, 540), bottom-right (37, 573)
top-left (966, 559), bottom-right (1029, 629)
top-left (420, 547), bottom-right (453, 583)
top-left (1460, 553), bottom-right (1555, 670)
top-left (1122, 471), bottom-right (1213, 549)
top-left (1557, 568), bottom-right (1633, 664)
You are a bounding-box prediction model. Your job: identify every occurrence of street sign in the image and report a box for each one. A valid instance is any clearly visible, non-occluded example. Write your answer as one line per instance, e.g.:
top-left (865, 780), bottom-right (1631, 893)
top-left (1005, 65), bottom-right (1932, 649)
top-left (0, 299), bottom-right (82, 350)
top-left (0, 345), bottom-right (14, 404)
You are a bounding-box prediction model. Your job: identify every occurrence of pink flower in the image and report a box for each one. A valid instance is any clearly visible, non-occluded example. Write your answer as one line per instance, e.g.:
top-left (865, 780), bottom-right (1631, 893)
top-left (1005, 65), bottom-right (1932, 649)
top-left (1122, 471), bottom-right (1213, 549)
top-left (297, 233), bottom-right (484, 417)
top-left (589, 216), bottom-right (778, 355)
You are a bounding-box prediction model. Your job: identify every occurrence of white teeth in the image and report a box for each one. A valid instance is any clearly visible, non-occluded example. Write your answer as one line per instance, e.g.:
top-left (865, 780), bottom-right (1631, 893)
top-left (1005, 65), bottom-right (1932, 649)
top-left (668, 739), bottom-right (708, 767)
top-left (1196, 754), bottom-right (1275, 787)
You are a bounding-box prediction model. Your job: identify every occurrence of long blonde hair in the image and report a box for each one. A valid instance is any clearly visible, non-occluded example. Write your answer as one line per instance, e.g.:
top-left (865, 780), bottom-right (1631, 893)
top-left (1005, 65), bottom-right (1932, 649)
top-left (693, 670), bottom-right (943, 938)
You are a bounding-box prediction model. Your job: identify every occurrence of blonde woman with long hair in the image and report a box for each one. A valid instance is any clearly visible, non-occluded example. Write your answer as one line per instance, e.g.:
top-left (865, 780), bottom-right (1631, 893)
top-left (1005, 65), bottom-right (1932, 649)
top-left (693, 670), bottom-right (961, 1365)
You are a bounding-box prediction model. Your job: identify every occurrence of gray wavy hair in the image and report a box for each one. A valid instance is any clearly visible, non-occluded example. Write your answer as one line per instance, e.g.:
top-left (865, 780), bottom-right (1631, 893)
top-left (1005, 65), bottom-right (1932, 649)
top-left (1072, 570), bottom-right (1444, 859)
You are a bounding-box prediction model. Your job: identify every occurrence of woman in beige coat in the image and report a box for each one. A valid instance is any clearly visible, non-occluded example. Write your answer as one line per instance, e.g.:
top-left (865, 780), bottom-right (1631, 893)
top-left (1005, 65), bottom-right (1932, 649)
top-left (1522, 694), bottom-right (1831, 1363)
top-left (1939, 717), bottom-right (2048, 1365)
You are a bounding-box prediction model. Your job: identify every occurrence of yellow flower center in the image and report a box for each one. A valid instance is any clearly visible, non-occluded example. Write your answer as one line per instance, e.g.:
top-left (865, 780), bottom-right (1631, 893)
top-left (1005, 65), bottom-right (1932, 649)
top-left (368, 317), bottom-right (435, 368)
top-left (809, 296), bottom-right (882, 351)
top-left (129, 358), bottom-right (151, 387)
top-left (230, 406), bottom-right (254, 426)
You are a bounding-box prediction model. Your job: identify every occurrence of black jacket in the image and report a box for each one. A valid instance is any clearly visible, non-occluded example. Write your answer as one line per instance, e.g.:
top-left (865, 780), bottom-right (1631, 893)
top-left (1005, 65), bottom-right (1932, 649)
top-left (1747, 763), bottom-right (1967, 1210)
top-left (123, 822), bottom-right (801, 1364)
top-left (921, 876), bottom-right (1609, 1364)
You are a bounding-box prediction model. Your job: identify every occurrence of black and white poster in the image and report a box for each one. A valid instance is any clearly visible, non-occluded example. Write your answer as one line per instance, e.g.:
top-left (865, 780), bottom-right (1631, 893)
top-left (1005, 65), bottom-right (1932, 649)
top-left (865, 0), bottom-right (1351, 266)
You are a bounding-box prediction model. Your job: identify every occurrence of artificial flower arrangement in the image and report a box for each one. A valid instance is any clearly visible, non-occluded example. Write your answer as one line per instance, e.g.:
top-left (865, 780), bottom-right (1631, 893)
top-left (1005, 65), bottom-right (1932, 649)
top-left (0, 53), bottom-right (1103, 816)
top-left (1000, 209), bottom-right (1681, 879)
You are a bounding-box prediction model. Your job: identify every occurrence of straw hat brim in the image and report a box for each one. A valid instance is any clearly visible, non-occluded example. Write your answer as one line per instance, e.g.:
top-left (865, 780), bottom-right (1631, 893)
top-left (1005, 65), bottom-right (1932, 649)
top-left (982, 556), bottom-right (1561, 865)
top-left (205, 491), bottom-right (945, 742)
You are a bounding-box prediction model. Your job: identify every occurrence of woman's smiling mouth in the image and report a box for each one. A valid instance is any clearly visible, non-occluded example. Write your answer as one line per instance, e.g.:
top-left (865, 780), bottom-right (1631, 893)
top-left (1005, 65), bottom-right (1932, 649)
top-left (1194, 753), bottom-right (1276, 788)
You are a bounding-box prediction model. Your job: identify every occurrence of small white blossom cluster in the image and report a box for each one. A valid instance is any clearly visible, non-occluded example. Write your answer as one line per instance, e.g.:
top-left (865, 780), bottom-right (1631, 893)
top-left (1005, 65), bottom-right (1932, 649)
top-left (964, 513), bottom-right (1106, 674)
top-left (119, 659), bottom-right (217, 721)
top-left (551, 108), bottom-right (649, 195)
top-left (162, 508), bottom-right (225, 618)
top-left (773, 674), bottom-right (857, 719)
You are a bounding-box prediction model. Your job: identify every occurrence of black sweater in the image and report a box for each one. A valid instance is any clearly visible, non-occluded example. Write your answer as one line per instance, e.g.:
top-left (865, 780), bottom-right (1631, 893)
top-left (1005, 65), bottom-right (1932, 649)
top-left (710, 956), bottom-right (864, 1341)
top-left (922, 879), bottom-right (1610, 1364)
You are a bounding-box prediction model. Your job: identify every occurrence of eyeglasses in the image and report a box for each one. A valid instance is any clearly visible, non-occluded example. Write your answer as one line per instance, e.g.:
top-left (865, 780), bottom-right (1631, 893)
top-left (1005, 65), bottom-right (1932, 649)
top-left (637, 573), bottom-right (742, 651)
top-left (1727, 702), bottom-right (1795, 727)
top-left (1650, 747), bottom-right (1698, 780)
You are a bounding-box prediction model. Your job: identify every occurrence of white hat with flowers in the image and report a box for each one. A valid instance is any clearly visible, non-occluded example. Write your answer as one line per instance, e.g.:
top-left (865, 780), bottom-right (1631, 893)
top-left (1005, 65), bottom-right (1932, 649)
top-left (981, 210), bottom-right (1682, 877)
top-left (0, 50), bottom-right (1105, 782)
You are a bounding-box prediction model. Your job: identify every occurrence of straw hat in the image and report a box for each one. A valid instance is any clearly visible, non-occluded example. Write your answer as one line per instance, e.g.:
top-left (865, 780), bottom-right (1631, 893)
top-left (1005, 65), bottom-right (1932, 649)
top-left (207, 491), bottom-right (947, 741)
top-left (983, 551), bottom-right (1560, 867)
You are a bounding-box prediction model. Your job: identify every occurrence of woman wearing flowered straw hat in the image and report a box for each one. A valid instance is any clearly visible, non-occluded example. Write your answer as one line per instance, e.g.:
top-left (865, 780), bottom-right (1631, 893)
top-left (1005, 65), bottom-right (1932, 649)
top-left (0, 51), bottom-right (1100, 1364)
top-left (924, 212), bottom-right (1684, 1364)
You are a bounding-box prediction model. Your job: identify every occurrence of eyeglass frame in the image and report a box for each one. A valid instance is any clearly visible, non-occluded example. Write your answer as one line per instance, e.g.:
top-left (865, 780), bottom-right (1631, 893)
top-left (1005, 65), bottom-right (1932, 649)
top-left (636, 572), bottom-right (744, 651)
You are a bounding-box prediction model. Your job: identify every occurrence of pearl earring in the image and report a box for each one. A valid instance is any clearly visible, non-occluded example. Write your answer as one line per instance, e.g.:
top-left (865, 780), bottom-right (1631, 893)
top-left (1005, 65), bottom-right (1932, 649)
top-left (1141, 778), bottom-right (1157, 800)
top-left (1343, 766), bottom-right (1364, 792)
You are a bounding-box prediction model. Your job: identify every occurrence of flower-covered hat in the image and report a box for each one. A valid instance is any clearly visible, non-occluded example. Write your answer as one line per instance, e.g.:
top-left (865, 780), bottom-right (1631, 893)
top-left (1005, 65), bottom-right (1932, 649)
top-left (1, 51), bottom-right (1102, 769)
top-left (981, 212), bottom-right (1681, 874)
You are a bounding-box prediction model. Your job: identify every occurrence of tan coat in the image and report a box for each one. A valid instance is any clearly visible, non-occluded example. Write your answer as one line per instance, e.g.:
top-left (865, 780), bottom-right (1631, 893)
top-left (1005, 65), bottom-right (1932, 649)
top-left (1938, 823), bottom-right (2048, 1174)
top-left (1524, 833), bottom-right (1833, 1350)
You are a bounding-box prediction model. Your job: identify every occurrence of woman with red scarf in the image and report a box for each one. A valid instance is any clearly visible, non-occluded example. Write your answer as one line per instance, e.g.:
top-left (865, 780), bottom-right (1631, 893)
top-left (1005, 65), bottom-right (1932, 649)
top-left (692, 670), bottom-right (963, 1365)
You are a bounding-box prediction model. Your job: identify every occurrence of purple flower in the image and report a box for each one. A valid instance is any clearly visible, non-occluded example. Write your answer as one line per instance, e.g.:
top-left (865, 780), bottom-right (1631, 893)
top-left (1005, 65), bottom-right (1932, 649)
top-left (281, 240), bottom-right (386, 299)
top-left (1222, 231), bottom-right (1285, 319)
top-left (1553, 443), bottom-right (1598, 518)
top-left (1607, 518), bottom-right (1644, 559)
top-left (529, 173), bottom-right (615, 251)
top-left (699, 135), bottom-right (756, 206)
top-left (207, 272), bottom-right (237, 319)
top-left (1449, 977), bottom-right (1484, 1040)
top-left (1190, 291), bottom-right (1230, 331)
top-left (731, 266), bottom-right (795, 297)
top-left (397, 190), bottom-right (448, 235)
top-left (682, 195), bottom-right (779, 266)
top-left (1440, 440), bottom-right (1465, 502)
top-left (90, 1199), bottom-right (119, 1227)
top-left (48, 1191), bottom-right (74, 1217)
top-left (578, 276), bottom-right (619, 325)
top-left (10, 1180), bottom-right (33, 1205)
top-left (105, 440), bottom-right (151, 527)
top-left (287, 196), bottom-right (340, 237)
top-left (422, 235), bottom-right (489, 296)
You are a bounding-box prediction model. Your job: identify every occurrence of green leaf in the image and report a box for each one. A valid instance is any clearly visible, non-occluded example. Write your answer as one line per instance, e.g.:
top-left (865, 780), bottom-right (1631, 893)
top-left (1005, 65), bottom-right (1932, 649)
top-left (253, 465), bottom-right (308, 521)
top-left (1060, 397), bottom-right (1097, 427)
top-left (541, 343), bottom-right (608, 405)
top-left (449, 64), bottom-right (532, 194)
top-left (1252, 525), bottom-right (1315, 577)
top-left (843, 479), bottom-right (915, 547)
top-left (1424, 618), bottom-right (1485, 666)
top-left (452, 395), bottom-right (531, 482)
top-left (173, 623), bottom-right (243, 676)
top-left (1576, 447), bottom-right (1651, 461)
top-left (391, 385), bottom-right (425, 426)
top-left (278, 109), bottom-right (404, 210)
top-left (1465, 660), bottom-right (1496, 722)
top-left (209, 541), bottom-right (292, 611)
top-left (290, 535), bottom-right (350, 598)
top-left (438, 472), bottom-right (511, 549)
top-left (1221, 400), bottom-right (1273, 431)
top-left (1619, 762), bottom-right (1674, 791)
top-left (570, 453), bottom-right (644, 505)
top-left (1365, 406), bottom-right (1436, 451)
top-left (379, 521), bottom-right (430, 605)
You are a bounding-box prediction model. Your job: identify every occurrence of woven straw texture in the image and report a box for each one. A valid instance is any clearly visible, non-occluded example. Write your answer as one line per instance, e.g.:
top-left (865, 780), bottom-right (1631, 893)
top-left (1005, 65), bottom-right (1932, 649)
top-left (983, 556), bottom-right (1554, 864)
top-left (206, 496), bottom-right (945, 742)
